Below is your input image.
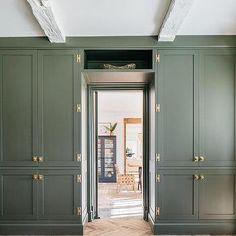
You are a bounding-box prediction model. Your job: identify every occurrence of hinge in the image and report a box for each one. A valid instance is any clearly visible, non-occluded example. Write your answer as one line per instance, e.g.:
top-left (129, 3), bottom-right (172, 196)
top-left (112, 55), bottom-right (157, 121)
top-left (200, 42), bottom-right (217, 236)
top-left (156, 153), bottom-right (160, 162)
top-left (76, 54), bottom-right (81, 63)
top-left (77, 153), bottom-right (81, 162)
top-left (156, 53), bottom-right (160, 63)
top-left (76, 104), bottom-right (81, 112)
top-left (156, 174), bottom-right (160, 183)
top-left (77, 174), bottom-right (82, 183)
top-left (156, 104), bottom-right (160, 112)
top-left (76, 207), bottom-right (82, 215)
top-left (156, 207), bottom-right (160, 216)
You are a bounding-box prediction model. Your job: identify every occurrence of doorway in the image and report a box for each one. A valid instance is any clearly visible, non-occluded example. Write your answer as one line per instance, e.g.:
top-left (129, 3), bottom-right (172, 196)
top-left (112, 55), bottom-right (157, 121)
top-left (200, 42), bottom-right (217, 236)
top-left (97, 91), bottom-right (144, 219)
top-left (87, 84), bottom-right (150, 222)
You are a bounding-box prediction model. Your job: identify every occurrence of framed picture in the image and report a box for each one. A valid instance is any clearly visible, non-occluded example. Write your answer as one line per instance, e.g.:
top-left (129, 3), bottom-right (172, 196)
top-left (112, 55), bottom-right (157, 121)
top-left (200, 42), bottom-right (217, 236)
top-left (98, 122), bottom-right (111, 135)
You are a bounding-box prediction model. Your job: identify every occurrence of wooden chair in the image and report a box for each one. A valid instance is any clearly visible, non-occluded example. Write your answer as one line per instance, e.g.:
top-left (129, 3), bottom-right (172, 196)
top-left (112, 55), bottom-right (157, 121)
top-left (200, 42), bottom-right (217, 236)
top-left (115, 164), bottom-right (135, 192)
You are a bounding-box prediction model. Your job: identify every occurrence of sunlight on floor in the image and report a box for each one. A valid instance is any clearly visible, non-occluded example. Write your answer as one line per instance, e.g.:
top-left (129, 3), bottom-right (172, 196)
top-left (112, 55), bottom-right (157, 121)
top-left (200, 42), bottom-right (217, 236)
top-left (98, 183), bottom-right (143, 218)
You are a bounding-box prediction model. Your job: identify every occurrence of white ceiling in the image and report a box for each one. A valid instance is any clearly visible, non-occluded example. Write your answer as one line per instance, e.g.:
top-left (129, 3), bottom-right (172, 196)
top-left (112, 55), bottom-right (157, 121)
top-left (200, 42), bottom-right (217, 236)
top-left (0, 0), bottom-right (235, 37)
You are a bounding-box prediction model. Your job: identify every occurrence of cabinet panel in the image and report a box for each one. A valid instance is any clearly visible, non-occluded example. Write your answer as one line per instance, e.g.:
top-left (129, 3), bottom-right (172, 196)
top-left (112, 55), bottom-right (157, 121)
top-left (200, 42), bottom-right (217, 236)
top-left (38, 50), bottom-right (80, 166)
top-left (158, 170), bottom-right (198, 220)
top-left (0, 51), bottom-right (37, 166)
top-left (38, 170), bottom-right (80, 220)
top-left (200, 52), bottom-right (235, 166)
top-left (199, 170), bottom-right (236, 220)
top-left (0, 170), bottom-right (37, 220)
top-left (158, 51), bottom-right (198, 166)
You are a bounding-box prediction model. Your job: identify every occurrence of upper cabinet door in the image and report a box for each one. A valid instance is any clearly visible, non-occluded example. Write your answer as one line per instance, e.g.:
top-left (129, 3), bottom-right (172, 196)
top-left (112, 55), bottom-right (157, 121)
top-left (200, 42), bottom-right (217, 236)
top-left (157, 50), bottom-right (198, 166)
top-left (0, 51), bottom-right (37, 166)
top-left (38, 50), bottom-right (80, 167)
top-left (199, 51), bottom-right (236, 167)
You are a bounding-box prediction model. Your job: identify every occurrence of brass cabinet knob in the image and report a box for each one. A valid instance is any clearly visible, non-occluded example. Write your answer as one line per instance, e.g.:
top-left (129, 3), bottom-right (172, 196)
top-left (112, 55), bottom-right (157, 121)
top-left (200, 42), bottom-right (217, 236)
top-left (32, 156), bottom-right (38, 162)
top-left (193, 156), bottom-right (199, 162)
top-left (199, 175), bottom-right (205, 180)
top-left (193, 174), bottom-right (199, 180)
top-left (38, 156), bottom-right (44, 162)
top-left (199, 156), bottom-right (205, 162)
top-left (38, 175), bottom-right (44, 181)
top-left (32, 174), bottom-right (38, 180)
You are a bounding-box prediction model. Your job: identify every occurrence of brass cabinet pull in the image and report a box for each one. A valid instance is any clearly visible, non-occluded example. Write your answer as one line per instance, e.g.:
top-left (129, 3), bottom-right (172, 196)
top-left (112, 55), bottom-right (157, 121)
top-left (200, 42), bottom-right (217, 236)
top-left (38, 156), bottom-right (44, 162)
top-left (38, 175), bottom-right (44, 181)
top-left (32, 156), bottom-right (38, 162)
top-left (193, 174), bottom-right (199, 180)
top-left (199, 175), bottom-right (205, 181)
top-left (199, 156), bottom-right (205, 162)
top-left (193, 156), bottom-right (199, 162)
top-left (32, 174), bottom-right (38, 180)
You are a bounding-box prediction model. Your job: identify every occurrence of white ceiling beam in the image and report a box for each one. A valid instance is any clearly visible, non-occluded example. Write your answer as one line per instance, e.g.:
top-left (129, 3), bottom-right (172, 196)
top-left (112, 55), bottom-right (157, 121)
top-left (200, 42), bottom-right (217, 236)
top-left (158, 0), bottom-right (195, 42)
top-left (27, 0), bottom-right (65, 43)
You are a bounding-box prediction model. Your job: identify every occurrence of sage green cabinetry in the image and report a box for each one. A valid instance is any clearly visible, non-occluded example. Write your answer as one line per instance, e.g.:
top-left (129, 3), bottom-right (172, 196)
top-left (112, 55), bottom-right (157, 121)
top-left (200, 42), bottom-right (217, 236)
top-left (38, 50), bottom-right (81, 167)
top-left (199, 51), bottom-right (236, 167)
top-left (156, 49), bottom-right (236, 234)
top-left (157, 50), bottom-right (198, 167)
top-left (0, 50), bottom-right (82, 228)
top-left (38, 170), bottom-right (81, 220)
top-left (157, 170), bottom-right (236, 221)
top-left (0, 51), bottom-right (37, 166)
top-left (0, 170), bottom-right (37, 220)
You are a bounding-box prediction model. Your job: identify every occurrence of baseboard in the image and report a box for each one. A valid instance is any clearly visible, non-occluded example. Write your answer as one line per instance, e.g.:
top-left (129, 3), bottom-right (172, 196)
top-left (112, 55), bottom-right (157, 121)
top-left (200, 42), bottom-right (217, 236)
top-left (0, 224), bottom-right (83, 235)
top-left (148, 213), bottom-right (155, 234)
top-left (153, 222), bottom-right (236, 235)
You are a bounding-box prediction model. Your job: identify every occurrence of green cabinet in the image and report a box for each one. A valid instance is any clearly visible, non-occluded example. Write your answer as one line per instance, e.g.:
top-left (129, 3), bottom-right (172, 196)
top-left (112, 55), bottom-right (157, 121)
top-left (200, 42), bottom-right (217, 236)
top-left (38, 50), bottom-right (81, 167)
top-left (38, 170), bottom-right (81, 220)
top-left (199, 170), bottom-right (236, 219)
top-left (0, 170), bottom-right (81, 221)
top-left (157, 170), bottom-right (198, 220)
top-left (157, 170), bottom-right (236, 221)
top-left (199, 51), bottom-right (236, 167)
top-left (0, 51), bottom-right (37, 166)
top-left (157, 50), bottom-right (198, 167)
top-left (0, 170), bottom-right (37, 220)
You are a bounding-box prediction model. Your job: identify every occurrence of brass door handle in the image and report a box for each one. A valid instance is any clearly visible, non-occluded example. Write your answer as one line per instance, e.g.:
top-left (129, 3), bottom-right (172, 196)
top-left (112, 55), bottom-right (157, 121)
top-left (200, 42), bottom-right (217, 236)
top-left (32, 174), bottom-right (38, 180)
top-left (193, 174), bottom-right (199, 180)
top-left (193, 156), bottom-right (199, 162)
top-left (38, 156), bottom-right (44, 162)
top-left (38, 175), bottom-right (44, 181)
top-left (32, 156), bottom-right (38, 162)
top-left (199, 156), bottom-right (205, 162)
top-left (199, 175), bottom-right (205, 181)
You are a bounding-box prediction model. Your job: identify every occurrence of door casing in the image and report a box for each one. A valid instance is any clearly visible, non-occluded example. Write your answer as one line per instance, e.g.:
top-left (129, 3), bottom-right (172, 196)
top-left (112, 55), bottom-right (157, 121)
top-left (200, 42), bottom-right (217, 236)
top-left (87, 83), bottom-right (150, 221)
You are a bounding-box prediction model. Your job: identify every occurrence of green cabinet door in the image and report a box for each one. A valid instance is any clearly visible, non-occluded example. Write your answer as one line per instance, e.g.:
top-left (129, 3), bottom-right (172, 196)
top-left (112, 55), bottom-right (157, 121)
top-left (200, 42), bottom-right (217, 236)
top-left (0, 170), bottom-right (37, 220)
top-left (0, 51), bottom-right (37, 166)
top-left (157, 170), bottom-right (198, 220)
top-left (157, 50), bottom-right (198, 167)
top-left (199, 51), bottom-right (236, 166)
top-left (38, 170), bottom-right (81, 220)
top-left (199, 169), bottom-right (236, 220)
top-left (38, 50), bottom-right (80, 167)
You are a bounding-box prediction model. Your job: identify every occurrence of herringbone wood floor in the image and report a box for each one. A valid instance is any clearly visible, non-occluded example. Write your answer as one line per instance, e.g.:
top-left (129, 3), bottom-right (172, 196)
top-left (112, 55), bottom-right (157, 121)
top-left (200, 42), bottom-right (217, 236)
top-left (84, 217), bottom-right (153, 236)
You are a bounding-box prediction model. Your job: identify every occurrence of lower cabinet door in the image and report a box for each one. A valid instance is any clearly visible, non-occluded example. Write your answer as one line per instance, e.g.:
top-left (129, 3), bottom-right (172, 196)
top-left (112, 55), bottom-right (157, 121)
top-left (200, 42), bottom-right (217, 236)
top-left (0, 170), bottom-right (37, 220)
top-left (158, 170), bottom-right (198, 220)
top-left (38, 170), bottom-right (81, 220)
top-left (199, 169), bottom-right (236, 220)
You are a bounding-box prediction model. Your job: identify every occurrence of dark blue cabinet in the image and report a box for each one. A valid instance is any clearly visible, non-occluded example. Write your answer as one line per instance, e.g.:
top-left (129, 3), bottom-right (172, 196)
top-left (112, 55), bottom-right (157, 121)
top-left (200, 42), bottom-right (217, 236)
top-left (98, 136), bottom-right (116, 183)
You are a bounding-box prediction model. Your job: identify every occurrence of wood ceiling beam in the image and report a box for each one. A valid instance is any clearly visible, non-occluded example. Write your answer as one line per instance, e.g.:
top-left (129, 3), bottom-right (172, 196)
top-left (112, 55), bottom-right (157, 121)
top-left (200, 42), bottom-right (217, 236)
top-left (27, 0), bottom-right (65, 43)
top-left (158, 0), bottom-right (195, 42)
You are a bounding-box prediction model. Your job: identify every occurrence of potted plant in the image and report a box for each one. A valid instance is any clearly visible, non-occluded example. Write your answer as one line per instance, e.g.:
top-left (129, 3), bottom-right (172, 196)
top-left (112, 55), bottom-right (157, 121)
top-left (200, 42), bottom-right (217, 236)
top-left (104, 122), bottom-right (117, 136)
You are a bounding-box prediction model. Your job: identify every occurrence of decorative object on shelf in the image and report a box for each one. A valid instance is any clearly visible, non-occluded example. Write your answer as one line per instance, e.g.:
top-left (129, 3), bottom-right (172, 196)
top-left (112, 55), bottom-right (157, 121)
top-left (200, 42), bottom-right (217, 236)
top-left (104, 122), bottom-right (118, 136)
top-left (103, 63), bottom-right (136, 70)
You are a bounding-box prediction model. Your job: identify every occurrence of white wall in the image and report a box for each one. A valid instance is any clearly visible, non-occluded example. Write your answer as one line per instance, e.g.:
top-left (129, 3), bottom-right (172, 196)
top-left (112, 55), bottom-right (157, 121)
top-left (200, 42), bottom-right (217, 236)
top-left (98, 91), bottom-right (143, 174)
